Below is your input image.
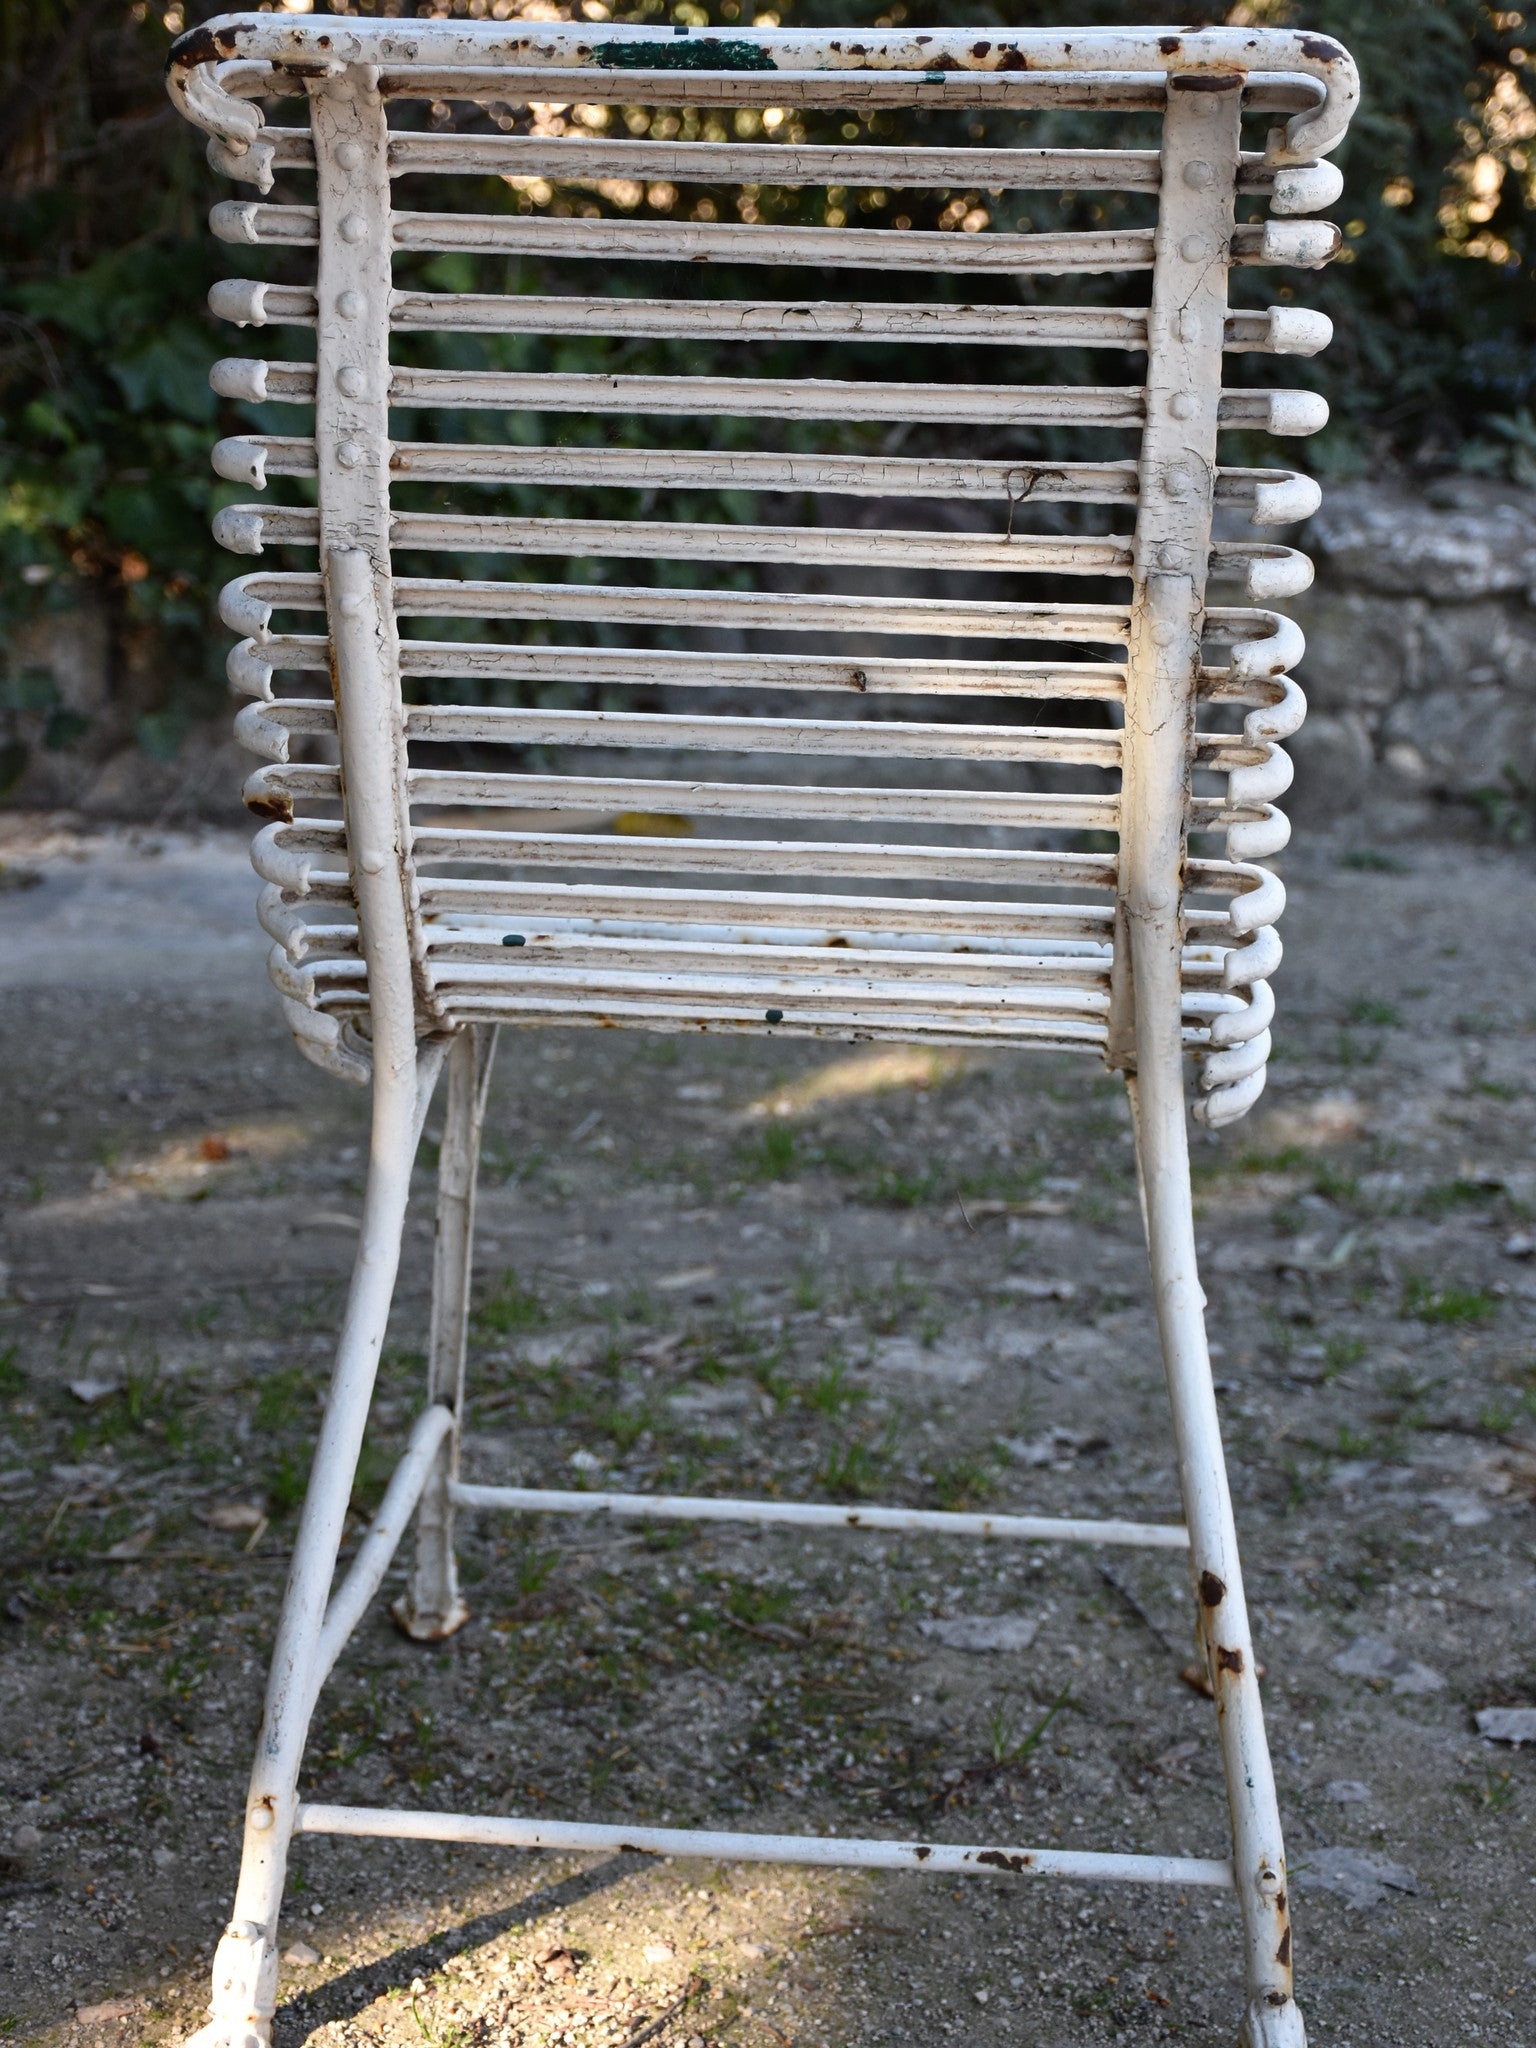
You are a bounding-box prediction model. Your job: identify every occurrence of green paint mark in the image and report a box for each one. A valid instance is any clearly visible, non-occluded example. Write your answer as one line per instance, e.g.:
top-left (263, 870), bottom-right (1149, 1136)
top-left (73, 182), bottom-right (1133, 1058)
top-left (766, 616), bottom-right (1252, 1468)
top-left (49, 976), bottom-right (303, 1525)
top-left (592, 37), bottom-right (777, 72)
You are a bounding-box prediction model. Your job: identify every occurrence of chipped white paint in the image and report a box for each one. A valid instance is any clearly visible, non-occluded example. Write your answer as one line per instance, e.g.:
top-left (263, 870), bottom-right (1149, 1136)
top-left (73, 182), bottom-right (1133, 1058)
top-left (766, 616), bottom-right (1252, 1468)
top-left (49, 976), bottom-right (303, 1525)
top-left (166, 21), bottom-right (1353, 2047)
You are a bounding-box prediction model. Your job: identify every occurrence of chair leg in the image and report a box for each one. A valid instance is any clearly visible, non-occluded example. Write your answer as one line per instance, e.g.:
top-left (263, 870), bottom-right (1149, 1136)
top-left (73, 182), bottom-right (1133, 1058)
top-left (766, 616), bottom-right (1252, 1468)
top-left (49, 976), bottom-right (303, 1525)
top-left (395, 1023), bottom-right (499, 1641)
top-left (184, 1059), bottom-right (423, 2048)
top-left (1131, 1032), bottom-right (1304, 2048)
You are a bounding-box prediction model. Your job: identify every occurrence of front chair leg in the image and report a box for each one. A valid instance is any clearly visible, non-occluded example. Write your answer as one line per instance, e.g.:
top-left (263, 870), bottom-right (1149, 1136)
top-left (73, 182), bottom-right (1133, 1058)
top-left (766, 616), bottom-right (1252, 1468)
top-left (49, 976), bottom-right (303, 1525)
top-left (395, 1024), bottom-right (499, 1641)
top-left (1134, 1036), bottom-right (1304, 2048)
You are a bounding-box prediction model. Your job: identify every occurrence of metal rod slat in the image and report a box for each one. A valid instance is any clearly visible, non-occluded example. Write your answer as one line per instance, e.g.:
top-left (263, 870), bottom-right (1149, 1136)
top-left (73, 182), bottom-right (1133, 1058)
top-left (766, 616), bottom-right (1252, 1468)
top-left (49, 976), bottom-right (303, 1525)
top-left (408, 830), bottom-right (1121, 888)
top-left (259, 762), bottom-right (1122, 833)
top-left (401, 706), bottom-right (1126, 765)
top-left (238, 360), bottom-right (1318, 434)
top-left (387, 579), bottom-right (1132, 643)
top-left (217, 436), bottom-right (1320, 520)
top-left (402, 771), bottom-right (1121, 831)
top-left (236, 506), bottom-right (1134, 576)
top-left (394, 292), bottom-right (1155, 347)
top-left (259, 124), bottom-right (1169, 189)
top-left (238, 636), bottom-right (1130, 700)
top-left (428, 943), bottom-right (1115, 993)
top-left (416, 879), bottom-right (1121, 941)
top-left (215, 202), bottom-right (1159, 272)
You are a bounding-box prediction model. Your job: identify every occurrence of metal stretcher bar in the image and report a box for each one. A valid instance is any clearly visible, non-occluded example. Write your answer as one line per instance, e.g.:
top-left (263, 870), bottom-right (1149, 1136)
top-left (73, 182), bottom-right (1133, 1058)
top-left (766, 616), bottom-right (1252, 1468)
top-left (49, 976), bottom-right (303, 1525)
top-left (295, 1803), bottom-right (1231, 1890)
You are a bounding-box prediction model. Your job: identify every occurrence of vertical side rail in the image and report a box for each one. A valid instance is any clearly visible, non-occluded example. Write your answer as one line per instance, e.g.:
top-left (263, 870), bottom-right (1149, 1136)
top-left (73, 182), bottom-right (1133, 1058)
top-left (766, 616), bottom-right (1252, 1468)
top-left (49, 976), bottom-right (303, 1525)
top-left (193, 69), bottom-right (420, 2048)
top-left (1121, 80), bottom-right (1304, 2048)
top-left (396, 1023), bottom-right (500, 1640)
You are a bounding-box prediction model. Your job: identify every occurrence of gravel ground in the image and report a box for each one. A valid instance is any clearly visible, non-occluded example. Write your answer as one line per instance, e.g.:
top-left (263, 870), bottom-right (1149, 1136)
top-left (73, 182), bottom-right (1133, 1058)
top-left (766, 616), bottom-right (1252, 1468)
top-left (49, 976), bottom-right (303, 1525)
top-left (1, 810), bottom-right (1535, 2048)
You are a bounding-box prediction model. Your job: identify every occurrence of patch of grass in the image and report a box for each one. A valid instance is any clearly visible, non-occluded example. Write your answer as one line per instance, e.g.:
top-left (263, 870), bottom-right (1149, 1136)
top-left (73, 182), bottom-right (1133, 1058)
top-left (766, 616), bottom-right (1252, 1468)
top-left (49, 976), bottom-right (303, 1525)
top-left (479, 1133), bottom-right (544, 1188)
top-left (268, 1449), bottom-right (308, 1516)
top-left (850, 1264), bottom-right (930, 1335)
top-left (1455, 1766), bottom-right (1517, 1812)
top-left (472, 1269), bottom-right (547, 1337)
top-left (862, 1163), bottom-right (945, 1208)
top-left (791, 1269), bottom-right (824, 1313)
top-left (1346, 997), bottom-right (1401, 1027)
top-left (1340, 848), bottom-right (1409, 873)
top-left (0, 1344), bottom-right (23, 1398)
top-left (1312, 1160), bottom-right (1360, 1205)
top-left (1324, 1334), bottom-right (1368, 1378)
top-left (818, 1433), bottom-right (890, 1499)
top-left (737, 1120), bottom-right (799, 1181)
top-left (1416, 1179), bottom-right (1501, 1219)
top-left (1236, 1145), bottom-right (1309, 1176)
top-left (986, 1684), bottom-right (1073, 1767)
top-left (1478, 1392), bottom-right (1536, 1434)
top-left (926, 1453), bottom-right (998, 1511)
top-left (1402, 1276), bottom-right (1499, 1325)
top-left (254, 1364), bottom-right (309, 1433)
top-left (724, 1578), bottom-right (798, 1629)
top-left (1336, 1027), bottom-right (1383, 1069)
top-left (805, 1356), bottom-right (865, 1417)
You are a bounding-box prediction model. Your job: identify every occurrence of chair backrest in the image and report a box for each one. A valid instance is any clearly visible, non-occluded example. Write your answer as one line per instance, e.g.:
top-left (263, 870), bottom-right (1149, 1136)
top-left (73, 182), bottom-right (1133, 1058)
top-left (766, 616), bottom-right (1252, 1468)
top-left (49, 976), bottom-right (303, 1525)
top-left (169, 18), bottom-right (1356, 1127)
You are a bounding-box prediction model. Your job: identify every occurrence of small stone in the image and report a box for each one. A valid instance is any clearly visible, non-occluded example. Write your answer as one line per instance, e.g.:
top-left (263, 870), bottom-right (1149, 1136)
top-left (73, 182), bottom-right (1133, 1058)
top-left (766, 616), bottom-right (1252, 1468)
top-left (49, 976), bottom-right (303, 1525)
top-left (1323, 1780), bottom-right (1372, 1805)
top-left (1476, 1706), bottom-right (1536, 1745)
top-left (642, 1942), bottom-right (675, 1964)
top-left (76, 1999), bottom-right (136, 2024)
top-left (737, 1940), bottom-right (770, 1959)
top-left (68, 1378), bottom-right (123, 1405)
top-left (974, 1988), bottom-right (991, 2005)
top-left (918, 1614), bottom-right (1039, 1653)
top-left (151, 1845), bottom-right (177, 1868)
top-left (13, 1823), bottom-right (42, 1851)
top-left (1294, 1847), bottom-right (1416, 1910)
top-left (283, 1941), bottom-right (321, 1967)
top-left (1502, 1231), bottom-right (1536, 1259)
top-left (1331, 1634), bottom-right (1445, 1695)
top-left (997, 1276), bottom-right (1077, 1301)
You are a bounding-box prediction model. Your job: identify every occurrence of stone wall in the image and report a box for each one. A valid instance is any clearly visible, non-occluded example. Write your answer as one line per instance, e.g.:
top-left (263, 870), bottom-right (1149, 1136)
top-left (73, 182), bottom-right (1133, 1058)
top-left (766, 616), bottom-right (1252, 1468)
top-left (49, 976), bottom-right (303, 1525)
top-left (1286, 476), bottom-right (1536, 824)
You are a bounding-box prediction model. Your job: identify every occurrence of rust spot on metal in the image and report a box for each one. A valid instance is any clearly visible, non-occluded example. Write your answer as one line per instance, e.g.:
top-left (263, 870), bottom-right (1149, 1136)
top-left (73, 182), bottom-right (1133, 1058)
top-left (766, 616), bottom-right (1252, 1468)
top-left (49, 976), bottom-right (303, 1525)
top-left (167, 23), bottom-right (243, 73)
top-left (1216, 1645), bottom-right (1244, 1675)
top-left (1300, 34), bottom-right (1343, 62)
top-left (913, 1845), bottom-right (932, 1861)
top-left (1266, 1991), bottom-right (1289, 2007)
top-left (245, 792), bottom-right (295, 824)
top-left (977, 1849), bottom-right (1036, 1873)
top-left (1158, 34), bottom-right (1182, 54)
top-left (971, 41), bottom-right (992, 58)
top-left (1171, 73), bottom-right (1244, 93)
top-left (617, 1842), bottom-right (658, 1856)
top-left (1199, 1571), bottom-right (1226, 1607)
top-left (1276, 1927), bottom-right (1292, 1968)
top-left (995, 47), bottom-right (1030, 71)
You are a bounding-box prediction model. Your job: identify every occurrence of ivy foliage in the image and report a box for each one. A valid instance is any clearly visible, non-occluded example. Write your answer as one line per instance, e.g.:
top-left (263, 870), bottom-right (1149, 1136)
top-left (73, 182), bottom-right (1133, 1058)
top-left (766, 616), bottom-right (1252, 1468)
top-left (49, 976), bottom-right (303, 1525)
top-left (0, 0), bottom-right (1532, 789)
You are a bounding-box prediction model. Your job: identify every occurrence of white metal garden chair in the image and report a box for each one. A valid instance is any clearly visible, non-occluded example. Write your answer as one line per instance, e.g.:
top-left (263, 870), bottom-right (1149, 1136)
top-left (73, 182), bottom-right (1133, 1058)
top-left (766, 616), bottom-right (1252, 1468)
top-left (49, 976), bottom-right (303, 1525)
top-left (166, 17), bottom-right (1357, 2047)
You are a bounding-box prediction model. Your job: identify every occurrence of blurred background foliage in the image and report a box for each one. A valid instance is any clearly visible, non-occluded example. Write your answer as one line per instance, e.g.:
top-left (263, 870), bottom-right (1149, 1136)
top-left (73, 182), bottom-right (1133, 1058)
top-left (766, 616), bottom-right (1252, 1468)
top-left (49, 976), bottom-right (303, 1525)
top-left (1, 0), bottom-right (1533, 793)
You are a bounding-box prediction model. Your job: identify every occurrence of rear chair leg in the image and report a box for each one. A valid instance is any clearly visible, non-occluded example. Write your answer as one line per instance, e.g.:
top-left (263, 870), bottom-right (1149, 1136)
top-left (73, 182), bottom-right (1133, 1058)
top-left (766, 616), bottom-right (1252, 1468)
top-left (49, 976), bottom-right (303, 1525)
top-left (395, 1024), bottom-right (499, 1641)
top-left (185, 1057), bottom-right (424, 2048)
top-left (1132, 1042), bottom-right (1304, 2048)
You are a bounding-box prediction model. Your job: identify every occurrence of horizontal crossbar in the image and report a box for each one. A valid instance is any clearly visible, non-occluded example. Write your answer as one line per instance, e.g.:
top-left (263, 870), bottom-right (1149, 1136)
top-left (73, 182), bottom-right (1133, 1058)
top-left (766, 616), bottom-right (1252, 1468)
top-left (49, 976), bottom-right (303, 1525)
top-left (448, 1483), bottom-right (1189, 1549)
top-left (292, 1804), bottom-right (1230, 1889)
